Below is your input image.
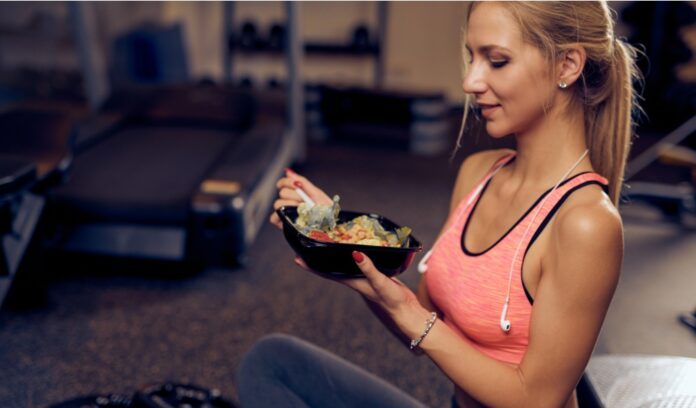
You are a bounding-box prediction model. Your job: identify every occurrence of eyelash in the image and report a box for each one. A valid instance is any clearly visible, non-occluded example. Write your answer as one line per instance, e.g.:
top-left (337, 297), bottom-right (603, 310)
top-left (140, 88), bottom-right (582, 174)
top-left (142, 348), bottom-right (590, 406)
top-left (467, 55), bottom-right (509, 69)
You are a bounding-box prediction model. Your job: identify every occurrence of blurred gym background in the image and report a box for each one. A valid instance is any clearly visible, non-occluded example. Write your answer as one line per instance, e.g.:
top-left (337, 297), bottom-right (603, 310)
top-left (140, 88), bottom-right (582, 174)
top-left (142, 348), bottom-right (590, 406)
top-left (0, 2), bottom-right (694, 407)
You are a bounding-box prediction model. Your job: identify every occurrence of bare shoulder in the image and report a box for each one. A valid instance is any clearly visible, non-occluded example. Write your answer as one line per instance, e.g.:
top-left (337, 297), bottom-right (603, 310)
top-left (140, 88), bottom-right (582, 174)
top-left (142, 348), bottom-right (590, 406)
top-left (450, 148), bottom-right (515, 210)
top-left (553, 186), bottom-right (623, 244)
top-left (549, 185), bottom-right (624, 287)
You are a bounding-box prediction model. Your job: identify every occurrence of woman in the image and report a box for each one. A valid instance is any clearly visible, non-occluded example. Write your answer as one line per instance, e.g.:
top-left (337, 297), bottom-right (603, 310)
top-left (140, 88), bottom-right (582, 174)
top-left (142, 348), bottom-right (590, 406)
top-left (238, 2), bottom-right (640, 407)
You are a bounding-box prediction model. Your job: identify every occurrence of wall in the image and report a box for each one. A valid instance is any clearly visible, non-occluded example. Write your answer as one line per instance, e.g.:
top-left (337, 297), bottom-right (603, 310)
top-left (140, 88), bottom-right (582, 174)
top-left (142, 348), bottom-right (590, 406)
top-left (159, 1), bottom-right (467, 102)
top-left (0, 2), bottom-right (476, 104)
top-left (10, 2), bottom-right (688, 104)
top-left (385, 2), bottom-right (466, 101)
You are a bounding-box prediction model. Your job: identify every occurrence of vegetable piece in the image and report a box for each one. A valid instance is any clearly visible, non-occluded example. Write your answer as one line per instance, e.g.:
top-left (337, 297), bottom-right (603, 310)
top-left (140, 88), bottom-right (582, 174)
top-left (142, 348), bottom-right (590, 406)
top-left (308, 230), bottom-right (335, 243)
top-left (296, 195), bottom-right (341, 233)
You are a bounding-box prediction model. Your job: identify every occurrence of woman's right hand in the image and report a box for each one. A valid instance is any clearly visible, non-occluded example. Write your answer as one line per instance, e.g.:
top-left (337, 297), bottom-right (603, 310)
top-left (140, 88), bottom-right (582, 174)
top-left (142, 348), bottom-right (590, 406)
top-left (269, 168), bottom-right (333, 230)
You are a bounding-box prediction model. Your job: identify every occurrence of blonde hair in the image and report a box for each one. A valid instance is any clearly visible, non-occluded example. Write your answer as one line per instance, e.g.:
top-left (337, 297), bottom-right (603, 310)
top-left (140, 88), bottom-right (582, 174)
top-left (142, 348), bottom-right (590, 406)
top-left (456, 1), bottom-right (643, 207)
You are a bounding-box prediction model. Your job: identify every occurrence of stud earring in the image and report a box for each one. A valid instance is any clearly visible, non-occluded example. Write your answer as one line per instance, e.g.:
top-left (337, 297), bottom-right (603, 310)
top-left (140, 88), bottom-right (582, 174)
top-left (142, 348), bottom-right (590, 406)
top-left (558, 81), bottom-right (568, 89)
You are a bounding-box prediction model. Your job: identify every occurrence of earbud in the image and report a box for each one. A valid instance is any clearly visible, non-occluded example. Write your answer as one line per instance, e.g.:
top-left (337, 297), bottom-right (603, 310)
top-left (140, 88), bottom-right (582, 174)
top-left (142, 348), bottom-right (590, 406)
top-left (418, 184), bottom-right (484, 275)
top-left (418, 249), bottom-right (433, 274)
top-left (500, 299), bottom-right (511, 333)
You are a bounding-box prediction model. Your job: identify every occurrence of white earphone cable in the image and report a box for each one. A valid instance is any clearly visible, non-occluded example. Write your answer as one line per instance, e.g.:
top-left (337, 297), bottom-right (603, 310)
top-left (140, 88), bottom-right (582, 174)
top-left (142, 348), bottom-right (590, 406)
top-left (415, 149), bottom-right (591, 333)
top-left (501, 149), bottom-right (589, 332)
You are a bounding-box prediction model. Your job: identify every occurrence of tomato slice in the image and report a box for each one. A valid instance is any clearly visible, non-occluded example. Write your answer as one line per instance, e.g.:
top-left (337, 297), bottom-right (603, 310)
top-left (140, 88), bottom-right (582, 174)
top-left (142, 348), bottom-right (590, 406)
top-left (308, 230), bottom-right (335, 243)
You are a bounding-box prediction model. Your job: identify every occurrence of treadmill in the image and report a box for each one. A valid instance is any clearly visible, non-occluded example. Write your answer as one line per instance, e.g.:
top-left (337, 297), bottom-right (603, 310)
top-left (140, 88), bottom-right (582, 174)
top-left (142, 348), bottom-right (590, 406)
top-left (45, 85), bottom-right (292, 268)
top-left (41, 3), bottom-right (304, 271)
top-left (0, 156), bottom-right (39, 304)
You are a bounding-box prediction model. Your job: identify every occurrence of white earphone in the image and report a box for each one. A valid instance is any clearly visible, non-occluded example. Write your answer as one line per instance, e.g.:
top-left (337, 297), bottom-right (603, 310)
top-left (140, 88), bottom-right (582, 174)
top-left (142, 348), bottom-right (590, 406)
top-left (417, 249), bottom-right (432, 274)
top-left (500, 299), bottom-right (511, 332)
top-left (418, 182), bottom-right (485, 275)
top-left (419, 150), bottom-right (590, 333)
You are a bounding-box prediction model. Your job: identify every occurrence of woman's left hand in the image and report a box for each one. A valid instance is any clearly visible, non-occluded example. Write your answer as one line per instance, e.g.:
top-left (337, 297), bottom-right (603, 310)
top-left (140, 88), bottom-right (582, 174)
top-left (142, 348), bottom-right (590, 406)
top-left (293, 251), bottom-right (430, 337)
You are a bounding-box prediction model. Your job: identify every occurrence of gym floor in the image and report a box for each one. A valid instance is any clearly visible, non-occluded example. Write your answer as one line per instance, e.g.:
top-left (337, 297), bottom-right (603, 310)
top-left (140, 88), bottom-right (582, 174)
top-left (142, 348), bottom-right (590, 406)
top-left (0, 130), bottom-right (694, 408)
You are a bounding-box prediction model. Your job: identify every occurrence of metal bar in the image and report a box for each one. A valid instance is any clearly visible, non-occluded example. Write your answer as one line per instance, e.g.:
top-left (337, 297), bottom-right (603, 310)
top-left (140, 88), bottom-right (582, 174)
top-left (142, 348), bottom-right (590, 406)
top-left (223, 1), bottom-right (235, 83)
top-left (286, 1), bottom-right (305, 163)
top-left (625, 115), bottom-right (696, 179)
top-left (375, 1), bottom-right (388, 88)
top-left (68, 2), bottom-right (109, 111)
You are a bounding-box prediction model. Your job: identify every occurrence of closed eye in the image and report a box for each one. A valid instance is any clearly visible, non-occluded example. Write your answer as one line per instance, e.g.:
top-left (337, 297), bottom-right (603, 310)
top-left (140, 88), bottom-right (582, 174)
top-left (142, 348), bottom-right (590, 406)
top-left (491, 60), bottom-right (508, 69)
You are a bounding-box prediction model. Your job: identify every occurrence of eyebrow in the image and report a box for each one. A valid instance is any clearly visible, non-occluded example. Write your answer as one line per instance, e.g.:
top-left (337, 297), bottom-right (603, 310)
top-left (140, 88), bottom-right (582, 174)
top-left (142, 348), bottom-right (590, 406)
top-left (465, 44), bottom-right (513, 54)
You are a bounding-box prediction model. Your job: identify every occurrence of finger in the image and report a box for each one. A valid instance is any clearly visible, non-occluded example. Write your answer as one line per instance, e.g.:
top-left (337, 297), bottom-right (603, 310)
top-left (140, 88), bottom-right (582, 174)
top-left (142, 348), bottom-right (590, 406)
top-left (391, 278), bottom-right (409, 288)
top-left (269, 213), bottom-right (283, 229)
top-left (296, 180), bottom-right (333, 206)
top-left (279, 188), bottom-right (301, 201)
top-left (277, 178), bottom-right (327, 203)
top-left (276, 177), bottom-right (297, 190)
top-left (284, 168), bottom-right (306, 184)
top-left (282, 171), bottom-right (333, 206)
top-left (273, 199), bottom-right (299, 210)
top-left (341, 278), bottom-right (379, 300)
top-left (285, 167), bottom-right (299, 178)
top-left (293, 255), bottom-right (310, 270)
top-left (351, 251), bottom-right (390, 293)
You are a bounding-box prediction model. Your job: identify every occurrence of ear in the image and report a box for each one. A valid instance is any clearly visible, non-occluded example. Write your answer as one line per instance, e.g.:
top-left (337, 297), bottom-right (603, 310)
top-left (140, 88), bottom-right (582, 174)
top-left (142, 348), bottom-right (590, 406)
top-left (557, 46), bottom-right (586, 87)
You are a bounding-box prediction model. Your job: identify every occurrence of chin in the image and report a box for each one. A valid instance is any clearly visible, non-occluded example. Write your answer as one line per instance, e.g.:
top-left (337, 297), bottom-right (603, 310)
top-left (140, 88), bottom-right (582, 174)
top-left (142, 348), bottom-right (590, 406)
top-left (485, 122), bottom-right (511, 139)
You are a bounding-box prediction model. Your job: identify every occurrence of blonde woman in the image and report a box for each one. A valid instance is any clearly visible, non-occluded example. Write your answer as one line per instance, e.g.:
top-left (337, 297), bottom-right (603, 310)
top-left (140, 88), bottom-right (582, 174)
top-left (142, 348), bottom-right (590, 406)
top-left (240, 2), bottom-right (641, 407)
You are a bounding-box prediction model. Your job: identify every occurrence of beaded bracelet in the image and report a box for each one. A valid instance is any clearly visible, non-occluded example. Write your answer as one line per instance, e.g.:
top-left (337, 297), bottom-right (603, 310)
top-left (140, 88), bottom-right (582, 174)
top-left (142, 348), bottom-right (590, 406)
top-left (409, 312), bottom-right (438, 351)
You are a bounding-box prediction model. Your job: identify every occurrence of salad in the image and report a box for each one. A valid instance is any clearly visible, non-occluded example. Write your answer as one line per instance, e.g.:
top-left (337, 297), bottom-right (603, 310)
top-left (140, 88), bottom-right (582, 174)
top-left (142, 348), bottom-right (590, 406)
top-left (294, 196), bottom-right (411, 248)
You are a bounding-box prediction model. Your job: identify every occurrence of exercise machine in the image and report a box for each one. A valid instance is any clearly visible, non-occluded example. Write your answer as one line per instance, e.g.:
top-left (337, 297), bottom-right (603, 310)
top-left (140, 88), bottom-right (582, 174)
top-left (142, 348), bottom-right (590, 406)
top-left (39, 3), bottom-right (305, 270)
top-left (584, 354), bottom-right (696, 407)
top-left (0, 101), bottom-right (82, 306)
top-left (622, 115), bottom-right (696, 221)
top-left (45, 85), bottom-right (289, 268)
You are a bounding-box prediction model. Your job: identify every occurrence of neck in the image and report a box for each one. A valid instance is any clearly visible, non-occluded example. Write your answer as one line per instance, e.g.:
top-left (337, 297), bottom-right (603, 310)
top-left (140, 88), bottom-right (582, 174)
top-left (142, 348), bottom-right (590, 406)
top-left (508, 108), bottom-right (590, 189)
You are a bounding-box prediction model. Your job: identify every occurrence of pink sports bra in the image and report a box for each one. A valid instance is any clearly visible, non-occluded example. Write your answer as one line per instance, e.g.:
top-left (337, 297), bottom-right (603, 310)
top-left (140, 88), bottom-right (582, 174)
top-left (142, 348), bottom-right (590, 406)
top-left (425, 152), bottom-right (609, 364)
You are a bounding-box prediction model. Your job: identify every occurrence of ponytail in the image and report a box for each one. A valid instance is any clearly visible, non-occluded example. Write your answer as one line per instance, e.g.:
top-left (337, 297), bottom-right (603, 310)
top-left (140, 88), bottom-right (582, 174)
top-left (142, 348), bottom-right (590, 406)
top-left (585, 38), bottom-right (642, 207)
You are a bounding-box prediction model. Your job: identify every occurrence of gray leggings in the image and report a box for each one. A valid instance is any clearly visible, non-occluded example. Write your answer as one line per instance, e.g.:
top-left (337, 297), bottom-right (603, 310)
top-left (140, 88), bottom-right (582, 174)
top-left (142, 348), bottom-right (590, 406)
top-left (236, 333), bottom-right (428, 408)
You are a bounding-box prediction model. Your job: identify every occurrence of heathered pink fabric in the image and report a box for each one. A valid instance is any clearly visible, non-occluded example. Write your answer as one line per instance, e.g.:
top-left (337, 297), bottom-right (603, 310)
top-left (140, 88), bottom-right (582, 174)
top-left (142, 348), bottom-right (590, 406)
top-left (425, 152), bottom-right (609, 365)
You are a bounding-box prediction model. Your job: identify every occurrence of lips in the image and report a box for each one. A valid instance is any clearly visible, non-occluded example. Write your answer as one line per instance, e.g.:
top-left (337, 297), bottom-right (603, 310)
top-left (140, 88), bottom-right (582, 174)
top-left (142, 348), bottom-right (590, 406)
top-left (478, 103), bottom-right (501, 118)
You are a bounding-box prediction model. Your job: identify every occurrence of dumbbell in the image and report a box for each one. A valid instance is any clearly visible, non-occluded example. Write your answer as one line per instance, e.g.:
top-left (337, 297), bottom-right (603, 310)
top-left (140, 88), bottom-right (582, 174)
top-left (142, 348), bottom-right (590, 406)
top-left (267, 76), bottom-right (284, 89)
top-left (48, 394), bottom-right (133, 408)
top-left (267, 23), bottom-right (286, 51)
top-left (351, 25), bottom-right (371, 51)
top-left (238, 76), bottom-right (255, 89)
top-left (238, 21), bottom-right (259, 50)
top-left (133, 382), bottom-right (236, 408)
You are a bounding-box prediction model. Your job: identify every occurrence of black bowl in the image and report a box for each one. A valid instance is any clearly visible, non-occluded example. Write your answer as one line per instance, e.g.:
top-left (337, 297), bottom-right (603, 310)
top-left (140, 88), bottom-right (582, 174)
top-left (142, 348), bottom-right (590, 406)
top-left (276, 206), bottom-right (423, 278)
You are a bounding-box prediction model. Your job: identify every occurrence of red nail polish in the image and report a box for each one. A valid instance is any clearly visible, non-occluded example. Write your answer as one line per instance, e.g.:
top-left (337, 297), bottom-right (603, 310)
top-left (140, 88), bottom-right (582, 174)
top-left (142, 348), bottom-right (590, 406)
top-left (285, 167), bottom-right (296, 175)
top-left (293, 180), bottom-right (303, 188)
top-left (352, 251), bottom-right (364, 263)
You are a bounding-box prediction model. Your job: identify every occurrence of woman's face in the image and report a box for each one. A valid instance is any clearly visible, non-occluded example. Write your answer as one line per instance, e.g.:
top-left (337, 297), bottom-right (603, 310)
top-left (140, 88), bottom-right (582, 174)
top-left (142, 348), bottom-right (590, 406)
top-left (463, 3), bottom-right (555, 138)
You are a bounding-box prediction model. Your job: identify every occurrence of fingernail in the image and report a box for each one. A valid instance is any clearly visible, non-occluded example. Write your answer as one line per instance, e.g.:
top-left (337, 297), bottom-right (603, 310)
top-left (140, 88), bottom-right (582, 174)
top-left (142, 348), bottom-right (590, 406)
top-left (285, 167), bottom-right (296, 175)
top-left (293, 180), bottom-right (303, 188)
top-left (352, 251), bottom-right (364, 263)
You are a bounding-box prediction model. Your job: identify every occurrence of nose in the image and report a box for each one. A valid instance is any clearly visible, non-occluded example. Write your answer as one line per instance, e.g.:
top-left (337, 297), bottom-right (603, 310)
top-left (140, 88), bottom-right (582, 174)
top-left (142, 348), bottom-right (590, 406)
top-left (463, 63), bottom-right (487, 95)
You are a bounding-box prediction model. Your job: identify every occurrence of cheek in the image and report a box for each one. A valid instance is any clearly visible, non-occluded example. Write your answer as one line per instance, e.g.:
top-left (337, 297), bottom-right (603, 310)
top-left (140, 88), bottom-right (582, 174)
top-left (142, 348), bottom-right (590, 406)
top-left (488, 74), bottom-right (550, 135)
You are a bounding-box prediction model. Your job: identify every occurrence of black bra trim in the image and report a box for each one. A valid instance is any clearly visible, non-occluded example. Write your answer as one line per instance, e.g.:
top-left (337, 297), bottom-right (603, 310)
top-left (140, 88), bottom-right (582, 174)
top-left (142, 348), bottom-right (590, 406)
top-left (461, 166), bottom-right (596, 257)
top-left (521, 180), bottom-right (610, 304)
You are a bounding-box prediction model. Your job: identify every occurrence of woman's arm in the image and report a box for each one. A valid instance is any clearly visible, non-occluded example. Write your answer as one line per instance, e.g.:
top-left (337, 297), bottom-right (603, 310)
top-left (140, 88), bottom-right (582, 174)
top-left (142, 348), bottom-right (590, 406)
top-left (404, 200), bottom-right (622, 407)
